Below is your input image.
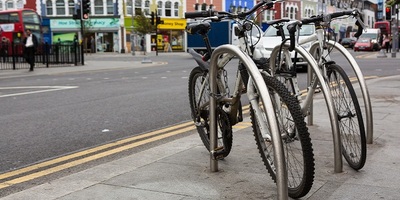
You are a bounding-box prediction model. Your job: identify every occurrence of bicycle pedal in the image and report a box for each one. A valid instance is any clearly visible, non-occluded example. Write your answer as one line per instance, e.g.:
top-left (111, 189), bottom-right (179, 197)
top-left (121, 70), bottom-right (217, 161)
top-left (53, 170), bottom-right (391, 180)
top-left (212, 146), bottom-right (225, 160)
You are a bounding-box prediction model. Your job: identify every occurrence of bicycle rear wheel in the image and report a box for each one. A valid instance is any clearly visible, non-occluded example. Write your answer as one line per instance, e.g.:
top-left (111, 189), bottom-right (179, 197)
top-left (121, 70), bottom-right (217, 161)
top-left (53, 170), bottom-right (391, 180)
top-left (251, 74), bottom-right (314, 198)
top-left (326, 64), bottom-right (366, 170)
top-left (188, 67), bottom-right (233, 158)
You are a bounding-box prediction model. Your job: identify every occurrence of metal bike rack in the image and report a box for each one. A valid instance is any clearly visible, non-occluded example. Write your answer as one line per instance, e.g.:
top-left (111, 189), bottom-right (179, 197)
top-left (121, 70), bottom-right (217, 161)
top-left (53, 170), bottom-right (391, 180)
top-left (269, 45), bottom-right (343, 173)
top-left (209, 44), bottom-right (288, 200)
top-left (326, 41), bottom-right (374, 144)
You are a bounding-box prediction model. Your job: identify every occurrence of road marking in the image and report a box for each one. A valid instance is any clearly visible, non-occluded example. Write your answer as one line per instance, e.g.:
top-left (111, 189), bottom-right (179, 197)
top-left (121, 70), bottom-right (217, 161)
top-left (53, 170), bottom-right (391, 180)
top-left (0, 121), bottom-right (195, 189)
top-left (0, 86), bottom-right (78, 98)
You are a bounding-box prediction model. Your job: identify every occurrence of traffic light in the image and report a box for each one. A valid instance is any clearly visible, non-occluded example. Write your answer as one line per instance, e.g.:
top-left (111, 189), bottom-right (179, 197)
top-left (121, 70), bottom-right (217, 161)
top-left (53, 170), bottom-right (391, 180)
top-left (156, 16), bottom-right (161, 25)
top-left (81, 0), bottom-right (90, 20)
top-left (155, 12), bottom-right (164, 25)
top-left (386, 7), bottom-right (391, 20)
top-left (151, 12), bottom-right (155, 25)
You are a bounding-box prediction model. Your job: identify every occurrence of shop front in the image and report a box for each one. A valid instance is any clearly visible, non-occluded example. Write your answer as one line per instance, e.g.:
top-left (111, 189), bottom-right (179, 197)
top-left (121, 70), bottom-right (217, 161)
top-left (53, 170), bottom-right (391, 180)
top-left (50, 18), bottom-right (121, 53)
top-left (153, 18), bottom-right (186, 52)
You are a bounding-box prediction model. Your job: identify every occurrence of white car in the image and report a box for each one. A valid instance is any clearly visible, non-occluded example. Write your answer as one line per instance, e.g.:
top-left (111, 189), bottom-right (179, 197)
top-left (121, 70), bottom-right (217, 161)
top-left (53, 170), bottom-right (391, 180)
top-left (260, 22), bottom-right (315, 71)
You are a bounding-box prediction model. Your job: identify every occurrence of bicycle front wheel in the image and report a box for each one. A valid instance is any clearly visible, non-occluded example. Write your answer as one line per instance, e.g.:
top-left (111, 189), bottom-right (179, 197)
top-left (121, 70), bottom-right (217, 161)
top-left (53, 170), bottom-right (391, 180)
top-left (188, 67), bottom-right (233, 158)
top-left (251, 74), bottom-right (315, 198)
top-left (327, 64), bottom-right (366, 170)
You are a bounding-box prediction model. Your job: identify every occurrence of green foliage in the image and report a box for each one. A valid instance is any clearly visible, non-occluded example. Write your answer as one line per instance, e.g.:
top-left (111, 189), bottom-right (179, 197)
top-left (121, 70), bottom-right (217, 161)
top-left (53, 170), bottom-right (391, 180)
top-left (386, 0), bottom-right (400, 7)
top-left (133, 13), bottom-right (155, 35)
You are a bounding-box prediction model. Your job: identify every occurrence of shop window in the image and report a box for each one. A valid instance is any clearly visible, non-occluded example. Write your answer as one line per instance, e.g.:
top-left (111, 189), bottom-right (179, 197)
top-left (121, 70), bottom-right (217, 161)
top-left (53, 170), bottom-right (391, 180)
top-left (174, 2), bottom-right (178, 17)
top-left (68, 0), bottom-right (74, 15)
top-left (46, 0), bottom-right (53, 15)
top-left (106, 0), bottom-right (113, 15)
top-left (95, 0), bottom-right (104, 15)
top-left (165, 1), bottom-right (171, 17)
top-left (56, 0), bottom-right (65, 15)
top-left (126, 0), bottom-right (133, 15)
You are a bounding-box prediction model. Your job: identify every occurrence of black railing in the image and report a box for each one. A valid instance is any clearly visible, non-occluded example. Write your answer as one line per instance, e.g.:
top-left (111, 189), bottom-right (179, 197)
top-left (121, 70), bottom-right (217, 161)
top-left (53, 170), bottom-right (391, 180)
top-left (0, 42), bottom-right (82, 70)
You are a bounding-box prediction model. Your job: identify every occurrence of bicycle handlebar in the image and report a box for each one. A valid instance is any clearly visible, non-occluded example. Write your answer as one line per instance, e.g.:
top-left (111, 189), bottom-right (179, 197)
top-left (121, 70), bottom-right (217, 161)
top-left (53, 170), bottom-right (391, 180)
top-left (301, 10), bottom-right (366, 38)
top-left (287, 9), bottom-right (366, 50)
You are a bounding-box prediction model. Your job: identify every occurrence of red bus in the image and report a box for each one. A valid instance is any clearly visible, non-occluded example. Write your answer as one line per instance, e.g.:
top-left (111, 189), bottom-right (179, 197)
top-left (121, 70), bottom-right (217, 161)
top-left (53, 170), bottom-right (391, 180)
top-left (374, 21), bottom-right (400, 36)
top-left (0, 9), bottom-right (42, 55)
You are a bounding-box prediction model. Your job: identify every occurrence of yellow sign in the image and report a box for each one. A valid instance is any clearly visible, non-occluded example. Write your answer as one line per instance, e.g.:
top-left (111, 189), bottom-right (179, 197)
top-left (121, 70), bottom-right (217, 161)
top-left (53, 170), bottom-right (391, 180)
top-left (158, 18), bottom-right (186, 30)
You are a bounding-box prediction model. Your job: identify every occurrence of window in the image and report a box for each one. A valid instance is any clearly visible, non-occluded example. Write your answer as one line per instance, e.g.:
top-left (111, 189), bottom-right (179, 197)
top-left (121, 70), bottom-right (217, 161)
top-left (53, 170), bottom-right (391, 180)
top-left (0, 2), bottom-right (3, 11)
top-left (126, 0), bottom-right (132, 15)
top-left (0, 12), bottom-right (19, 23)
top-left (135, 0), bottom-right (142, 15)
top-left (144, 0), bottom-right (150, 15)
top-left (174, 2), bottom-right (179, 17)
top-left (157, 1), bottom-right (162, 16)
top-left (165, 1), bottom-right (171, 17)
top-left (22, 10), bottom-right (40, 24)
top-left (56, 0), bottom-right (65, 15)
top-left (95, 0), bottom-right (103, 14)
top-left (68, 0), bottom-right (75, 15)
top-left (106, 0), bottom-right (113, 14)
top-left (46, 0), bottom-right (53, 15)
top-left (6, 0), bottom-right (14, 9)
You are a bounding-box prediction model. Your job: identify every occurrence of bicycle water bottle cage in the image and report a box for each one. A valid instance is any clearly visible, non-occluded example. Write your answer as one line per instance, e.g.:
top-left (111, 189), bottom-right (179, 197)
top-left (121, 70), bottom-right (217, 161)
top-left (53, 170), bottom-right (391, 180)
top-left (186, 22), bottom-right (211, 36)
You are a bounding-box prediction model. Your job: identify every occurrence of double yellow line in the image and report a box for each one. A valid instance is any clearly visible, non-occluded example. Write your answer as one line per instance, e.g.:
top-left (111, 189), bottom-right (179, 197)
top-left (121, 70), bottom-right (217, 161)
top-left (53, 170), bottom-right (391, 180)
top-left (0, 121), bottom-right (195, 189)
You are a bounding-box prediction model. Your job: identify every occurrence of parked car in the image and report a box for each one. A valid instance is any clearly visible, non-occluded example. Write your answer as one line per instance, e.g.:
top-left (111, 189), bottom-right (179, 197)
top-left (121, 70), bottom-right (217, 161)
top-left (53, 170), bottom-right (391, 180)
top-left (260, 22), bottom-right (315, 71)
top-left (353, 38), bottom-right (375, 51)
top-left (340, 37), bottom-right (357, 48)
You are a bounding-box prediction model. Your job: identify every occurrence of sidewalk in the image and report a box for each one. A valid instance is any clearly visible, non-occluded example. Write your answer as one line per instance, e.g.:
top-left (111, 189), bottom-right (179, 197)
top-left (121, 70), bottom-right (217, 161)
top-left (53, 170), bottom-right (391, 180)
top-left (1, 69), bottom-right (400, 199)
top-left (0, 52), bottom-right (189, 79)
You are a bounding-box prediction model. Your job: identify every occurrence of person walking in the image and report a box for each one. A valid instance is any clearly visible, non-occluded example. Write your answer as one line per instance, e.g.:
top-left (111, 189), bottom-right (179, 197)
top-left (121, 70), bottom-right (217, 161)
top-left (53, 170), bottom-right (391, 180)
top-left (90, 36), bottom-right (95, 53)
top-left (23, 29), bottom-right (38, 71)
top-left (140, 37), bottom-right (145, 54)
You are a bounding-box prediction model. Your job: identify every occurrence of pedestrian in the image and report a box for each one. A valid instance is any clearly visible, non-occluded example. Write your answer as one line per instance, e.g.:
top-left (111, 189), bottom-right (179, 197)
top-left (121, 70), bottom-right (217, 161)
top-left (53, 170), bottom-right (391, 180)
top-left (140, 37), bottom-right (145, 54)
top-left (90, 36), bottom-right (95, 53)
top-left (385, 35), bottom-right (392, 53)
top-left (22, 29), bottom-right (38, 71)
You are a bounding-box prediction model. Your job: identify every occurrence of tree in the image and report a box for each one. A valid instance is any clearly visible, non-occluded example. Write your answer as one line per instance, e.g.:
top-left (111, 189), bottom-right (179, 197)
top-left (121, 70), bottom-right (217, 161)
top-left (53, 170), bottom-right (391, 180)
top-left (133, 12), bottom-right (155, 36)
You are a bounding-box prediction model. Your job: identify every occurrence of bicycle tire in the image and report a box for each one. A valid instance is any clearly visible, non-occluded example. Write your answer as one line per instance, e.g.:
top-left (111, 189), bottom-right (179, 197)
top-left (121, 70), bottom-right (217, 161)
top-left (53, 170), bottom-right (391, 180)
top-left (326, 64), bottom-right (367, 170)
top-left (188, 66), bottom-right (233, 158)
top-left (250, 74), bottom-right (315, 198)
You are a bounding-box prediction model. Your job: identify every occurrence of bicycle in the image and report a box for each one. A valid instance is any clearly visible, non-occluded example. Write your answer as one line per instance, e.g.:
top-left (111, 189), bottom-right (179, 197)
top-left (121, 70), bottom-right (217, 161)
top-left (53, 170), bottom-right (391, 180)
top-left (267, 10), bottom-right (368, 170)
top-left (186, 1), bottom-right (314, 198)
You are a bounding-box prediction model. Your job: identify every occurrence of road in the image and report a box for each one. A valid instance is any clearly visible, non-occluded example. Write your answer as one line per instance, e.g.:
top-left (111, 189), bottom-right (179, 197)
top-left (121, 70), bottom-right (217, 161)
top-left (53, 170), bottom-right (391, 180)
top-left (0, 50), bottom-right (399, 195)
top-left (0, 53), bottom-right (195, 174)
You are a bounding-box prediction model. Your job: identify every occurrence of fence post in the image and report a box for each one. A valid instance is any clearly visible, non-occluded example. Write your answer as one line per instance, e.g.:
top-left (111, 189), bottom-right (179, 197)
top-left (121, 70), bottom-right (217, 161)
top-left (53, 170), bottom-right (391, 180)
top-left (74, 42), bottom-right (78, 66)
top-left (45, 42), bottom-right (49, 68)
top-left (81, 43), bottom-right (84, 65)
top-left (12, 42), bottom-right (16, 70)
top-left (55, 43), bottom-right (59, 64)
top-left (42, 43), bottom-right (45, 65)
